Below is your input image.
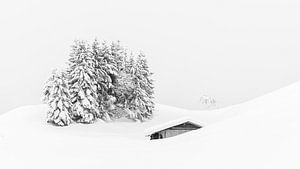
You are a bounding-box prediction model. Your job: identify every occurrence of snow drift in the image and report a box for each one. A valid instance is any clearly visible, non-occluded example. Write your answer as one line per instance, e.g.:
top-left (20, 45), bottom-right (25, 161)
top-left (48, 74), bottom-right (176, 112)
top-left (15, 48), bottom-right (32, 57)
top-left (1, 81), bottom-right (300, 169)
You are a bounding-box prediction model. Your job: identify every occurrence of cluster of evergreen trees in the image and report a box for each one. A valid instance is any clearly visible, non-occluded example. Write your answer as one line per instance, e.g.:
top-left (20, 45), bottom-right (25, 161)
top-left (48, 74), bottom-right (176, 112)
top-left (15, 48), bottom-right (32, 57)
top-left (43, 40), bottom-right (155, 126)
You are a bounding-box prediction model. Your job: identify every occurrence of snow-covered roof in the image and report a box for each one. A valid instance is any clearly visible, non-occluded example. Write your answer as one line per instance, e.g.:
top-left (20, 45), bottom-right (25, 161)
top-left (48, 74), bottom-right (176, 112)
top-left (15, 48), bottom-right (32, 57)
top-left (144, 117), bottom-right (204, 136)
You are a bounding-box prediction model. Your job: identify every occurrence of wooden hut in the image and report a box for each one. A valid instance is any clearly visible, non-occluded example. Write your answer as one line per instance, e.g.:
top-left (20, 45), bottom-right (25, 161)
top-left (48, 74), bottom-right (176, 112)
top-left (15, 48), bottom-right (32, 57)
top-left (145, 118), bottom-right (202, 140)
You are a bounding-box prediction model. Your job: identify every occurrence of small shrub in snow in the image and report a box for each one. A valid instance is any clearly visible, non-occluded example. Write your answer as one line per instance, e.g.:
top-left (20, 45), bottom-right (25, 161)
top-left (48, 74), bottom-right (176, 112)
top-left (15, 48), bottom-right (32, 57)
top-left (199, 95), bottom-right (216, 109)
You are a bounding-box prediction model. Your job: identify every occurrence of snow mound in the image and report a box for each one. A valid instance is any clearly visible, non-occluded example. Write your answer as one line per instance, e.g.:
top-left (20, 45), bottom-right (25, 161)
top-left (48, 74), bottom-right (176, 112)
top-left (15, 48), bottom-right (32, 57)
top-left (1, 81), bottom-right (300, 169)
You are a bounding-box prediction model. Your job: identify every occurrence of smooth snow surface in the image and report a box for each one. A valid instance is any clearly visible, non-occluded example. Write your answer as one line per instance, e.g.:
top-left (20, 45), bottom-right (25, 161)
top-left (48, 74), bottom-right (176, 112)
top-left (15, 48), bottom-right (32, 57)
top-left (1, 82), bottom-right (300, 169)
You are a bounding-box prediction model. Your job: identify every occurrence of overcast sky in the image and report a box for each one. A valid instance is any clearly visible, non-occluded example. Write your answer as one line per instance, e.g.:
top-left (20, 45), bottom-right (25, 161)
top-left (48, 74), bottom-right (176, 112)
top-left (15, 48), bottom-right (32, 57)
top-left (1, 0), bottom-right (300, 114)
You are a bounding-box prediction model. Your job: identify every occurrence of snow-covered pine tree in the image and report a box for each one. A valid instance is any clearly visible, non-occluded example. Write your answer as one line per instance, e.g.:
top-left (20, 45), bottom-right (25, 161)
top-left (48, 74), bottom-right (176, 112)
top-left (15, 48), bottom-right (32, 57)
top-left (110, 70), bottom-right (134, 119)
top-left (104, 42), bottom-right (135, 119)
top-left (136, 53), bottom-right (155, 117)
top-left (90, 39), bottom-right (118, 121)
top-left (110, 41), bottom-right (126, 73)
top-left (126, 55), bottom-right (136, 74)
top-left (67, 40), bottom-right (100, 123)
top-left (43, 70), bottom-right (56, 104)
top-left (43, 70), bottom-right (72, 126)
top-left (110, 54), bottom-right (135, 115)
top-left (92, 40), bottom-right (136, 120)
top-left (125, 53), bottom-right (155, 121)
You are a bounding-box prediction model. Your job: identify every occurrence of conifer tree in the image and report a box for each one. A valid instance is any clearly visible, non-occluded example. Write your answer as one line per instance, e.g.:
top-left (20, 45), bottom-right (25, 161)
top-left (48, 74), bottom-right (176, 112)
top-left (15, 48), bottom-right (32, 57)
top-left (97, 41), bottom-right (119, 86)
top-left (113, 54), bottom-right (154, 121)
top-left (136, 53), bottom-right (155, 116)
top-left (90, 39), bottom-right (117, 120)
top-left (123, 53), bottom-right (155, 121)
top-left (43, 70), bottom-right (72, 126)
top-left (43, 71), bottom-right (56, 104)
top-left (112, 55), bottom-right (135, 108)
top-left (43, 38), bottom-right (155, 125)
top-left (67, 41), bottom-right (100, 123)
top-left (110, 41), bottom-right (126, 72)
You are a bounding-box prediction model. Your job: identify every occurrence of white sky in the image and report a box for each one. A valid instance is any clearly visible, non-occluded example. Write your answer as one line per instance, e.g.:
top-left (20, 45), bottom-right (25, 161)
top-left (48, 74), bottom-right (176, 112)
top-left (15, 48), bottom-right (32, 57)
top-left (1, 0), bottom-right (300, 114)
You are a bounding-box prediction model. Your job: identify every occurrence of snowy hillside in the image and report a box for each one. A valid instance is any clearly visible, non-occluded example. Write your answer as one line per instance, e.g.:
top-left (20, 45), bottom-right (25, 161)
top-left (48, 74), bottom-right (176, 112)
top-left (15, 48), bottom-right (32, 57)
top-left (1, 82), bottom-right (300, 169)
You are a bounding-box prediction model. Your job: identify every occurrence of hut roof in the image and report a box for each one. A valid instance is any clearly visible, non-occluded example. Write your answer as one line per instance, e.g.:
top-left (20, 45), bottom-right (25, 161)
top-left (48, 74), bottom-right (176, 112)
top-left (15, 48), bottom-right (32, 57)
top-left (144, 117), bottom-right (203, 136)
